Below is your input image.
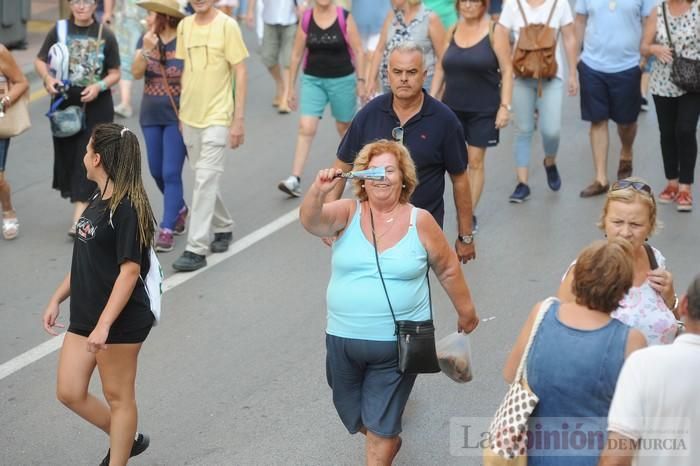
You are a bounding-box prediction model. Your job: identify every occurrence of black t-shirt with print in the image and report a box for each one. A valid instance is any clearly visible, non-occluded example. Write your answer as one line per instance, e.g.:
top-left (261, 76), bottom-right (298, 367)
top-left (37, 20), bottom-right (120, 87)
top-left (69, 194), bottom-right (153, 333)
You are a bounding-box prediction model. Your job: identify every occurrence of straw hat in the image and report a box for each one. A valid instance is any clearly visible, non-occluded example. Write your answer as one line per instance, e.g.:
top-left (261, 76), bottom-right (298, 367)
top-left (136, 0), bottom-right (186, 18)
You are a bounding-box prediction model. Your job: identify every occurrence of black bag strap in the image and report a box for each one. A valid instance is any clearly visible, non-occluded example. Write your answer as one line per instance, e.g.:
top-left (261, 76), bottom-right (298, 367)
top-left (644, 243), bottom-right (659, 270)
top-left (661, 2), bottom-right (677, 52)
top-left (369, 205), bottom-right (432, 333)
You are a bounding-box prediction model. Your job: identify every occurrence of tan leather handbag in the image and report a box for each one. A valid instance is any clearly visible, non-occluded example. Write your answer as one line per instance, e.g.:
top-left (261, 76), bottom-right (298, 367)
top-left (0, 76), bottom-right (30, 139)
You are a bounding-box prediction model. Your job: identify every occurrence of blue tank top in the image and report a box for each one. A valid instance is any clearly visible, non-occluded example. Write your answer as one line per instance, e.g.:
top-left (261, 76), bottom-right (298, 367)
top-left (442, 35), bottom-right (500, 113)
top-left (525, 300), bottom-right (630, 465)
top-left (326, 202), bottom-right (430, 341)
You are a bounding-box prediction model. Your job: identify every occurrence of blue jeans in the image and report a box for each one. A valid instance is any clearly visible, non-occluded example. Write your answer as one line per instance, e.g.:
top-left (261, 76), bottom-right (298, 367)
top-left (512, 77), bottom-right (563, 168)
top-left (142, 124), bottom-right (187, 230)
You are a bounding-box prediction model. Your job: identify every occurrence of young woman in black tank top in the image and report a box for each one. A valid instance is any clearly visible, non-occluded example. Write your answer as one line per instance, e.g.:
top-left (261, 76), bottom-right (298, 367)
top-left (430, 0), bottom-right (513, 229)
top-left (277, 0), bottom-right (366, 198)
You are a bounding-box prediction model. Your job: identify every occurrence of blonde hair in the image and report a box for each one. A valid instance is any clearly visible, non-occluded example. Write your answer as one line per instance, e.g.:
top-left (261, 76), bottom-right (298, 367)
top-left (352, 140), bottom-right (417, 204)
top-left (92, 123), bottom-right (156, 248)
top-left (572, 239), bottom-right (635, 314)
top-left (597, 177), bottom-right (659, 235)
top-left (408, 0), bottom-right (423, 5)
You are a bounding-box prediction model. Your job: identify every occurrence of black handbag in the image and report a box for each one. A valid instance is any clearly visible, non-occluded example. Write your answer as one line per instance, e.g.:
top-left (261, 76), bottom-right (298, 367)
top-left (370, 207), bottom-right (441, 375)
top-left (661, 2), bottom-right (700, 93)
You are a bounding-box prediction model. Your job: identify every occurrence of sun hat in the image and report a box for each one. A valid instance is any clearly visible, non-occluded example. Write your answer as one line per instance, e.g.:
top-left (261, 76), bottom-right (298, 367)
top-left (136, 0), bottom-right (187, 18)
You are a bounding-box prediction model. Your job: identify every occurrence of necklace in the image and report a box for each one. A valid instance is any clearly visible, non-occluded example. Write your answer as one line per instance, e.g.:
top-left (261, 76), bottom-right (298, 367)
top-left (368, 207), bottom-right (400, 241)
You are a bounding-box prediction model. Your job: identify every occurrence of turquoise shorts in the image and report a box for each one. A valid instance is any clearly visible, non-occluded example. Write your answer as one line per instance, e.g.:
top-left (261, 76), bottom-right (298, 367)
top-left (300, 73), bottom-right (357, 122)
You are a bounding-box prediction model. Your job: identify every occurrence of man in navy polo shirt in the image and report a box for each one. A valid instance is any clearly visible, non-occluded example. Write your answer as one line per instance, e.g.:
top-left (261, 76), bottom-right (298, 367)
top-left (330, 42), bottom-right (476, 263)
top-left (575, 0), bottom-right (656, 198)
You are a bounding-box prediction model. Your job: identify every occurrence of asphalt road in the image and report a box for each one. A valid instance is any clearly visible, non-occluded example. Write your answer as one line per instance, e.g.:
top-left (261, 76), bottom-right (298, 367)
top-left (1, 29), bottom-right (699, 466)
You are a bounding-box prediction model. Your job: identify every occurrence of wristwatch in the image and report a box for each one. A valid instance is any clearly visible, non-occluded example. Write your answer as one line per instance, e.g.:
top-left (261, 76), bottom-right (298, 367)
top-left (500, 103), bottom-right (512, 112)
top-left (458, 233), bottom-right (474, 245)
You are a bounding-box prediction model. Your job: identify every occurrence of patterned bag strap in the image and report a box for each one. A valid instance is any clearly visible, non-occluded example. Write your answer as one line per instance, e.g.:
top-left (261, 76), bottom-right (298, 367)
top-left (514, 297), bottom-right (556, 383)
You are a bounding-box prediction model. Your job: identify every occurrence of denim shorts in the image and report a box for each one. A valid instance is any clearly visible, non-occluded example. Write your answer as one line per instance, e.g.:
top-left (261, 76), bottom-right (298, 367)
top-left (578, 61), bottom-right (641, 124)
top-left (0, 138), bottom-right (9, 172)
top-left (453, 110), bottom-right (499, 148)
top-left (300, 73), bottom-right (357, 122)
top-left (326, 333), bottom-right (417, 437)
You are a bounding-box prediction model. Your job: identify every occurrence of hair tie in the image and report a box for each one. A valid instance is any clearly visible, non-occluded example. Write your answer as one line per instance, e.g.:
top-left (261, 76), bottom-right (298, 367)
top-left (120, 126), bottom-right (131, 137)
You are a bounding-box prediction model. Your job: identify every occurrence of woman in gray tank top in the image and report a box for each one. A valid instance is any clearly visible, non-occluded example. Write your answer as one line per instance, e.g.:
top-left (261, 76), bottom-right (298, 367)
top-left (366, 0), bottom-right (446, 95)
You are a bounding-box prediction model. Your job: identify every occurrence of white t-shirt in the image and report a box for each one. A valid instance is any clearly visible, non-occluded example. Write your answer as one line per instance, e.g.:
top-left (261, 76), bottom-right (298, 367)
top-left (262, 0), bottom-right (297, 26)
top-left (607, 334), bottom-right (700, 465)
top-left (499, 0), bottom-right (574, 81)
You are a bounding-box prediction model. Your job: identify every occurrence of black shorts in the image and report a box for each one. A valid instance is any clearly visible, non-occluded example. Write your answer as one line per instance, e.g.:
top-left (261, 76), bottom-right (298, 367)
top-left (453, 110), bottom-right (500, 148)
top-left (68, 324), bottom-right (152, 344)
top-left (578, 60), bottom-right (641, 124)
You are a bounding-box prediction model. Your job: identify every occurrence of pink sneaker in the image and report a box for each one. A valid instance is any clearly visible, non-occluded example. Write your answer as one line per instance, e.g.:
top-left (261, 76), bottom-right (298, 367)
top-left (174, 206), bottom-right (188, 236)
top-left (155, 229), bottom-right (175, 252)
top-left (676, 191), bottom-right (693, 212)
top-left (658, 184), bottom-right (679, 204)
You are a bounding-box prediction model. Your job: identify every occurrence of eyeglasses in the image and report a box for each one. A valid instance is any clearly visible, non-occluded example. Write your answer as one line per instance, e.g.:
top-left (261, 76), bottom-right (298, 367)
top-left (392, 126), bottom-right (404, 145)
top-left (70, 0), bottom-right (96, 6)
top-left (610, 179), bottom-right (653, 195)
top-left (460, 0), bottom-right (485, 4)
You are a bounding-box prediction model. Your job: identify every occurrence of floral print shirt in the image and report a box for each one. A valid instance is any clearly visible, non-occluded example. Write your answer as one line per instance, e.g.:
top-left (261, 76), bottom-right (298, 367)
top-left (611, 246), bottom-right (678, 345)
top-left (650, 0), bottom-right (700, 97)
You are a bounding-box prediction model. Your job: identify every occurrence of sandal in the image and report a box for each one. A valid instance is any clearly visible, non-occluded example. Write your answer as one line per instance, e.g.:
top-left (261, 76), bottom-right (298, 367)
top-left (2, 211), bottom-right (19, 240)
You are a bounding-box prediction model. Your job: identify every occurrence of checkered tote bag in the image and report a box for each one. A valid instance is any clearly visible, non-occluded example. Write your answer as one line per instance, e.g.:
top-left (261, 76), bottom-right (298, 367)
top-left (485, 298), bottom-right (554, 462)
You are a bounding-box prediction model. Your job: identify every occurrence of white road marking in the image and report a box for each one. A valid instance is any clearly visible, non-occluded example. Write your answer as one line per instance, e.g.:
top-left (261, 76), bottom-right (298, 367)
top-left (0, 208), bottom-right (300, 382)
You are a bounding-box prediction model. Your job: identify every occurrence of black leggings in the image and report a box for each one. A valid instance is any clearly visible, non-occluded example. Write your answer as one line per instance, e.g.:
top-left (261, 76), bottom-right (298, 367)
top-left (652, 93), bottom-right (700, 185)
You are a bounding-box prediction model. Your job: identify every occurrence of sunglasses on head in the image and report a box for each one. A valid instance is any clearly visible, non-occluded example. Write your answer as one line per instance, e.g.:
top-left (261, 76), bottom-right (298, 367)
top-left (610, 179), bottom-right (653, 195)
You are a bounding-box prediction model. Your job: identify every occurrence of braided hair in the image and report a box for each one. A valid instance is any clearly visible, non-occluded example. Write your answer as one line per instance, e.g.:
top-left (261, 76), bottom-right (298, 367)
top-left (91, 123), bottom-right (156, 248)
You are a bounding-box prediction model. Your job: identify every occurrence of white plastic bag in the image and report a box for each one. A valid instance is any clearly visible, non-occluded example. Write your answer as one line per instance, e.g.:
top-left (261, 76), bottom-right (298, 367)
top-left (436, 331), bottom-right (474, 383)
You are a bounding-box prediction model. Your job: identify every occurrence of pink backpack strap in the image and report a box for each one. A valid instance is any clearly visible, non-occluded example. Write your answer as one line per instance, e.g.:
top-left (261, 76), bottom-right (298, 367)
top-left (336, 7), bottom-right (355, 63)
top-left (301, 8), bottom-right (312, 34)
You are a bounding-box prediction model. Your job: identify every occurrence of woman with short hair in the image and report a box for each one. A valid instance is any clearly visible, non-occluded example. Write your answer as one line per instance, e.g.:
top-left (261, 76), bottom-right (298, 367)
top-left (505, 239), bottom-right (647, 464)
top-left (559, 178), bottom-right (680, 345)
top-left (301, 139), bottom-right (479, 464)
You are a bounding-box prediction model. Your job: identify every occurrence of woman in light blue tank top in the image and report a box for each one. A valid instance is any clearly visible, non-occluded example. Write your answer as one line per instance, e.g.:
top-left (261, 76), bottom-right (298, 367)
top-left (300, 140), bottom-right (479, 465)
top-left (503, 240), bottom-right (647, 466)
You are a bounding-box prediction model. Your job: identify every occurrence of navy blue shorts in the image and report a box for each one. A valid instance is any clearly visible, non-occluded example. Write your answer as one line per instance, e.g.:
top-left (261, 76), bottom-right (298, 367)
top-left (0, 138), bottom-right (9, 172)
top-left (325, 333), bottom-right (417, 438)
top-left (578, 61), bottom-right (641, 124)
top-left (453, 110), bottom-right (500, 148)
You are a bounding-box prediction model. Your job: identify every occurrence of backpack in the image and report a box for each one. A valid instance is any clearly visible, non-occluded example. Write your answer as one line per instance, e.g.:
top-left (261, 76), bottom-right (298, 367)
top-left (108, 208), bottom-right (164, 326)
top-left (512, 0), bottom-right (558, 91)
top-left (48, 20), bottom-right (69, 83)
top-left (301, 6), bottom-right (354, 68)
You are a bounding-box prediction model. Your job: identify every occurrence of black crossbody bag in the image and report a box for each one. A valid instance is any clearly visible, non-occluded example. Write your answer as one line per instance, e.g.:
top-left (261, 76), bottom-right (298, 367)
top-left (661, 2), bottom-right (700, 93)
top-left (369, 207), bottom-right (441, 375)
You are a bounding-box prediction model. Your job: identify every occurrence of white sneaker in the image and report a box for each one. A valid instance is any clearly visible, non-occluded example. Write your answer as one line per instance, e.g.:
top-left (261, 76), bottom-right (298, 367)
top-left (278, 175), bottom-right (301, 197)
top-left (114, 103), bottom-right (133, 118)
